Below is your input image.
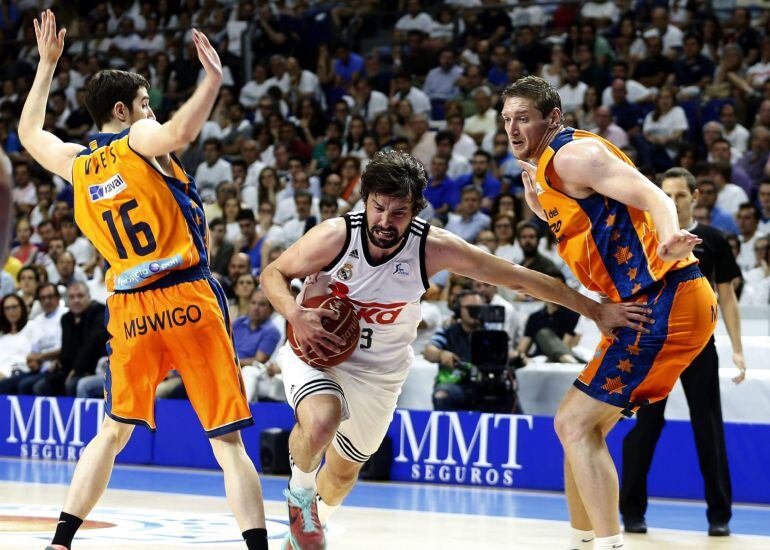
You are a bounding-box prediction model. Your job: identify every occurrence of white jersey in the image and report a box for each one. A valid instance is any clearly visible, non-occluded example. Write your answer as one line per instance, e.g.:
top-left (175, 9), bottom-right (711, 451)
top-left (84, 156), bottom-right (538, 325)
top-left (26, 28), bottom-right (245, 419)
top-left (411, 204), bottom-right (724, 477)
top-left (299, 211), bottom-right (430, 374)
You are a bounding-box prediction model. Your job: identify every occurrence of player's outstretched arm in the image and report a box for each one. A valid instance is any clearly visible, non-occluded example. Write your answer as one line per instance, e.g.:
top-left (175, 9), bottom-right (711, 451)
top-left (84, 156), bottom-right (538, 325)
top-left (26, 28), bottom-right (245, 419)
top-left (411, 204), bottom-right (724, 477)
top-left (129, 29), bottom-right (222, 158)
top-left (259, 219), bottom-right (347, 359)
top-left (427, 227), bottom-right (654, 339)
top-left (550, 139), bottom-right (701, 260)
top-left (0, 146), bottom-right (11, 265)
top-left (18, 10), bottom-right (85, 182)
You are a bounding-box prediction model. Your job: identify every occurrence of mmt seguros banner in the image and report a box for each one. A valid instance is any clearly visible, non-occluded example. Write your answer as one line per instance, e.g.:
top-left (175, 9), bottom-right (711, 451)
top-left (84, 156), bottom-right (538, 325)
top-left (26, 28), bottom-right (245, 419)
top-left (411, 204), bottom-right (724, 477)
top-left (1, 396), bottom-right (768, 504)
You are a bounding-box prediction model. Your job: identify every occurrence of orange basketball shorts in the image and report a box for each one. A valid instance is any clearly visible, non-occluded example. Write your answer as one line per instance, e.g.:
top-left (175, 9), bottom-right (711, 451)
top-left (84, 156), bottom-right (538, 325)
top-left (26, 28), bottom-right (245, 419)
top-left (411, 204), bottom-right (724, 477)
top-left (104, 268), bottom-right (253, 436)
top-left (575, 264), bottom-right (717, 416)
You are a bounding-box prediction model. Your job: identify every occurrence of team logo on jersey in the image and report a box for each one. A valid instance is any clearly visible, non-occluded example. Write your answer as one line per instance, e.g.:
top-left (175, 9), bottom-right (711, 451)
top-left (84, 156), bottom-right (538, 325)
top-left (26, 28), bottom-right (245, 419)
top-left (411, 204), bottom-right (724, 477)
top-left (348, 249), bottom-right (359, 259)
top-left (393, 262), bottom-right (411, 277)
top-left (89, 173), bottom-right (127, 202)
top-left (337, 263), bottom-right (354, 281)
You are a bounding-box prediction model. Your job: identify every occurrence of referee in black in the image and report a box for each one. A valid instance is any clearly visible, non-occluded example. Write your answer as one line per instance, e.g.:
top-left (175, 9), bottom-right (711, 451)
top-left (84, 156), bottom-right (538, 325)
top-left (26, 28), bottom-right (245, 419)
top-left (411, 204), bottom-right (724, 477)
top-left (620, 167), bottom-right (747, 537)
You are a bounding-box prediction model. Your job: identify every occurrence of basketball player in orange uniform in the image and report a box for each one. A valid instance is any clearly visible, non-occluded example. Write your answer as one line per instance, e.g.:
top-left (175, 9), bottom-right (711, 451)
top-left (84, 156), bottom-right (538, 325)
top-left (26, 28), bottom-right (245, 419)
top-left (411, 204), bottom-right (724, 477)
top-left (502, 76), bottom-right (718, 550)
top-left (19, 12), bottom-right (267, 550)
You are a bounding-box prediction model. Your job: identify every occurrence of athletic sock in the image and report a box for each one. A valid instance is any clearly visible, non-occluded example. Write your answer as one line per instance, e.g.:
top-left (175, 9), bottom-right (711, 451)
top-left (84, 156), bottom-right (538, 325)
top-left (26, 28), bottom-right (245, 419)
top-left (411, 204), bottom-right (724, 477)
top-left (51, 511), bottom-right (83, 548)
top-left (289, 453), bottom-right (320, 492)
top-left (242, 527), bottom-right (268, 550)
top-left (595, 533), bottom-right (624, 549)
top-left (567, 527), bottom-right (595, 550)
top-left (316, 493), bottom-right (340, 526)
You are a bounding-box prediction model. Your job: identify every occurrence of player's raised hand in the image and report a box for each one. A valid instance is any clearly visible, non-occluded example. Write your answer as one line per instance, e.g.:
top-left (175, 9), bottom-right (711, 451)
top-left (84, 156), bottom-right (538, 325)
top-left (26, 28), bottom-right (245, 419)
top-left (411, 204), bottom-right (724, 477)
top-left (657, 229), bottom-right (701, 261)
top-left (593, 300), bottom-right (654, 339)
top-left (33, 9), bottom-right (66, 66)
top-left (517, 159), bottom-right (544, 218)
top-left (191, 28), bottom-right (223, 82)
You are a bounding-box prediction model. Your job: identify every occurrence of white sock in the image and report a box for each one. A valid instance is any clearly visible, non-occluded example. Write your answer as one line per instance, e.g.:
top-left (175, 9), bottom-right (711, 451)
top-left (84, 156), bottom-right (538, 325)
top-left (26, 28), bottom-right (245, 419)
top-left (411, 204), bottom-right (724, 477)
top-left (594, 533), bottom-right (624, 549)
top-left (289, 454), bottom-right (320, 492)
top-left (316, 494), bottom-right (340, 526)
top-left (568, 528), bottom-right (595, 549)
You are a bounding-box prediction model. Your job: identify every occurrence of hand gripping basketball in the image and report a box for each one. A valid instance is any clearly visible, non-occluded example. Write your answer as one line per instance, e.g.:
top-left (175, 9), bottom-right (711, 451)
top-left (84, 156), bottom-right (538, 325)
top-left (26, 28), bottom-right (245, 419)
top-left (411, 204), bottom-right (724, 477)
top-left (287, 294), bottom-right (361, 368)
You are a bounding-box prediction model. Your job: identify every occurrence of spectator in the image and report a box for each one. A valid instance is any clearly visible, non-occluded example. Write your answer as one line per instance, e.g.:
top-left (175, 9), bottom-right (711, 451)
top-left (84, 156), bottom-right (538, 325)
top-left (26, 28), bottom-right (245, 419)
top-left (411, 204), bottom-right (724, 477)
top-left (424, 290), bottom-right (485, 411)
top-left (29, 180), bottom-right (54, 229)
top-left (12, 161), bottom-right (36, 216)
top-left (451, 150), bottom-right (501, 212)
top-left (492, 213), bottom-right (518, 262)
top-left (590, 106), bottom-right (629, 149)
top-left (425, 155), bottom-right (454, 216)
top-left (472, 279), bottom-right (519, 350)
top-left (736, 203), bottom-right (766, 273)
top-left (11, 218), bottom-right (43, 266)
top-left (487, 44), bottom-right (512, 89)
top-left (232, 289), bottom-right (281, 366)
top-left (60, 216), bottom-right (96, 270)
top-left (694, 179), bottom-right (740, 235)
top-left (0, 294), bottom-right (30, 380)
top-left (435, 129), bottom-right (471, 179)
top-left (609, 80), bottom-right (643, 135)
top-left (758, 181), bottom-right (770, 234)
top-left (194, 138), bottom-right (232, 203)
top-left (648, 7), bottom-right (683, 57)
top-left (281, 190), bottom-right (317, 248)
top-left (391, 70), bottom-right (431, 117)
top-left (221, 252), bottom-right (252, 300)
top-left (16, 266), bottom-right (42, 320)
top-left (425, 48), bottom-right (464, 105)
top-left (517, 272), bottom-right (581, 363)
top-left (445, 114), bottom-right (478, 160)
top-left (209, 218), bottom-right (234, 277)
top-left (410, 113), bottom-right (436, 169)
top-left (463, 86), bottom-right (497, 145)
top-left (238, 209), bottom-right (267, 276)
top-left (52, 250), bottom-right (87, 293)
top-left (720, 103), bottom-right (750, 156)
top-left (230, 273), bottom-right (258, 321)
top-left (338, 158), bottom-right (362, 206)
top-left (558, 63), bottom-right (588, 115)
top-left (275, 171), bottom-right (320, 224)
top-left (747, 36), bottom-right (770, 90)
top-left (445, 186), bottom-right (491, 243)
top-left (709, 138), bottom-right (753, 194)
top-left (673, 34), bottom-right (715, 91)
top-left (539, 44), bottom-right (566, 88)
top-left (741, 238), bottom-right (770, 305)
top-left (736, 127), bottom-right (770, 187)
top-left (0, 282), bottom-right (65, 395)
top-left (641, 87), bottom-right (688, 170)
top-left (352, 77), bottom-right (388, 123)
top-left (394, 0), bottom-right (434, 44)
top-left (34, 282), bottom-right (107, 397)
top-left (709, 160), bottom-right (750, 217)
top-left (632, 33), bottom-right (673, 90)
top-left (516, 222), bottom-right (557, 275)
top-left (319, 195), bottom-right (339, 222)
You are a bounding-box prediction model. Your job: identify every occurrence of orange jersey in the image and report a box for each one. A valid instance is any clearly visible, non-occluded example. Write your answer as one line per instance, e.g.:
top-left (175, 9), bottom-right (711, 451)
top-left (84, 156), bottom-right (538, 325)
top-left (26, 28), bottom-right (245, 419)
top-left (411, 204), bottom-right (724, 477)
top-left (72, 129), bottom-right (208, 292)
top-left (535, 128), bottom-right (695, 302)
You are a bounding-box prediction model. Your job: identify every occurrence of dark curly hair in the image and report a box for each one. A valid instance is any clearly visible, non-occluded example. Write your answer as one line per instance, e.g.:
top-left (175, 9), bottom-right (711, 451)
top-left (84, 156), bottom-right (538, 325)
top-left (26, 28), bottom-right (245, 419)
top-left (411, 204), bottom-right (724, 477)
top-left (360, 151), bottom-right (428, 214)
top-left (0, 294), bottom-right (28, 335)
top-left (85, 70), bottom-right (150, 129)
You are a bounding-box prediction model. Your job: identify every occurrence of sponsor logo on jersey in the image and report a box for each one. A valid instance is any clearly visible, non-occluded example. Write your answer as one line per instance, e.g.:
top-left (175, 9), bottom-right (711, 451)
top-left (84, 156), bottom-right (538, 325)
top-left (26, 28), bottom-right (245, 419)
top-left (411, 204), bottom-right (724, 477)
top-left (113, 255), bottom-right (183, 290)
top-left (123, 305), bottom-right (202, 339)
top-left (328, 281), bottom-right (407, 325)
top-left (348, 249), bottom-right (359, 259)
top-left (337, 263), bottom-right (353, 281)
top-left (89, 173), bottom-right (127, 202)
top-left (393, 262), bottom-right (411, 277)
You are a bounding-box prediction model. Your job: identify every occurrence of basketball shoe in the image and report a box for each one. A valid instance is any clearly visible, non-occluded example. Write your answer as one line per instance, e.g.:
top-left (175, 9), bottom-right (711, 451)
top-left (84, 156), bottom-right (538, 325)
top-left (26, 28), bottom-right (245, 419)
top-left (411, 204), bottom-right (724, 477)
top-left (283, 487), bottom-right (325, 550)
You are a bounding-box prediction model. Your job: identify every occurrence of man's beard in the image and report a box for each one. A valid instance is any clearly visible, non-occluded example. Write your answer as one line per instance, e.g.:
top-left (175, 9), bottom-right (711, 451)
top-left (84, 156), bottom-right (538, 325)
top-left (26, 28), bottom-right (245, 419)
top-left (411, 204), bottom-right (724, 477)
top-left (366, 223), bottom-right (406, 249)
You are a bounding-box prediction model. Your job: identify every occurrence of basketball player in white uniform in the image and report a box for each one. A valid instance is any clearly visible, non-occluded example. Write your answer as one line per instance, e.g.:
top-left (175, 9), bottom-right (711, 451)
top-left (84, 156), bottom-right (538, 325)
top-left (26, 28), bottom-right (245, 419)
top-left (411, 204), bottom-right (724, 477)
top-left (261, 151), bottom-right (653, 550)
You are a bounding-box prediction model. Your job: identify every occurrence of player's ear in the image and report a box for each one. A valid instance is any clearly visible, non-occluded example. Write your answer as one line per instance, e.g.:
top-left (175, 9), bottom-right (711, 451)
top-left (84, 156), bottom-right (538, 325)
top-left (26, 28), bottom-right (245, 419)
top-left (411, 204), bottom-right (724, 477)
top-left (113, 101), bottom-right (130, 123)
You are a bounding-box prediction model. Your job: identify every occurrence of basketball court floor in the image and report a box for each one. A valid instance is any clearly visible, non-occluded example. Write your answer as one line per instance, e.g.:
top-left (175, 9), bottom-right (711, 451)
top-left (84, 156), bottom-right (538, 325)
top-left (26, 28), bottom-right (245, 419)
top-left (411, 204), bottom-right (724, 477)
top-left (1, 457), bottom-right (768, 549)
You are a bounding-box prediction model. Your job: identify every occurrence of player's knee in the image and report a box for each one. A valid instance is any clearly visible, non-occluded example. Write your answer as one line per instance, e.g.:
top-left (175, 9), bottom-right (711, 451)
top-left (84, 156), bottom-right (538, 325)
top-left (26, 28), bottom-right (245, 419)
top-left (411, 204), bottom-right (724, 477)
top-left (301, 414), bottom-right (340, 451)
top-left (554, 410), bottom-right (584, 446)
top-left (100, 419), bottom-right (133, 454)
top-left (326, 463), bottom-right (360, 488)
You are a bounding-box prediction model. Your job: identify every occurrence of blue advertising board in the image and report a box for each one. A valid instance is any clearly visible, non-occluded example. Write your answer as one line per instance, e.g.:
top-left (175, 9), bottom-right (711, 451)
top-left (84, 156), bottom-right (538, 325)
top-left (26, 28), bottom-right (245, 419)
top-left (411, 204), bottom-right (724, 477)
top-left (1, 396), bottom-right (768, 504)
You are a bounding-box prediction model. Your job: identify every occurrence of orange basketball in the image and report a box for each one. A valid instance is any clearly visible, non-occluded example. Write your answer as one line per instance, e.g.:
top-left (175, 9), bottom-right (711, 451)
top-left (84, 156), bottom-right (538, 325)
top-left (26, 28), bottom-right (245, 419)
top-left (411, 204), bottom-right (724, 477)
top-left (287, 294), bottom-right (360, 368)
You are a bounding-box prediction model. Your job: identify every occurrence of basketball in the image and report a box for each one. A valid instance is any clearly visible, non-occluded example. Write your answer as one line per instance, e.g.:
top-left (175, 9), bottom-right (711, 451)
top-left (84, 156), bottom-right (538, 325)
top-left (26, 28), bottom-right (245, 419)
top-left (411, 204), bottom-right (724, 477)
top-left (287, 294), bottom-right (360, 368)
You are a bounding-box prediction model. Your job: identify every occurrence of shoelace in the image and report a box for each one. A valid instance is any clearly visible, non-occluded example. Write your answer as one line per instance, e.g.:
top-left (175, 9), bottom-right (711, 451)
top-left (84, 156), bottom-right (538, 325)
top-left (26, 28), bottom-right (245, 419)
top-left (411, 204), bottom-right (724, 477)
top-left (284, 488), bottom-right (318, 534)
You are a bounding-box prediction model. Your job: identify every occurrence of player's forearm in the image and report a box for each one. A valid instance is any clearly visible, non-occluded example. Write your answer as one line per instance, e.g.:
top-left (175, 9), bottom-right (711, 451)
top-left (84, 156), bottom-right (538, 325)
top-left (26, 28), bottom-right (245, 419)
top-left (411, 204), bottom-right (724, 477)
top-left (0, 148), bottom-right (11, 265)
top-left (165, 76), bottom-right (222, 144)
top-left (259, 264), bottom-right (300, 322)
top-left (18, 61), bottom-right (56, 141)
top-left (509, 264), bottom-right (599, 321)
top-left (645, 187), bottom-right (680, 244)
top-left (718, 282), bottom-right (744, 355)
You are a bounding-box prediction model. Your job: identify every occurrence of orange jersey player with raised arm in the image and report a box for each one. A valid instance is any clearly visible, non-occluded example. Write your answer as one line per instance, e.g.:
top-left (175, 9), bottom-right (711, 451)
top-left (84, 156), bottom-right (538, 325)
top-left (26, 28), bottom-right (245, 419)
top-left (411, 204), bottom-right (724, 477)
top-left (502, 76), bottom-right (717, 550)
top-left (18, 11), bottom-right (268, 550)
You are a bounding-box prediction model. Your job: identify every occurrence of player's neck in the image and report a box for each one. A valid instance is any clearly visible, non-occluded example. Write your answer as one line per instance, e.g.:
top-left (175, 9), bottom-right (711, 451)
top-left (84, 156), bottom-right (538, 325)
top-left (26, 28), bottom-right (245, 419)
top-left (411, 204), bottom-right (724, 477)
top-left (100, 120), bottom-right (130, 134)
top-left (531, 125), bottom-right (564, 163)
top-left (367, 239), bottom-right (402, 261)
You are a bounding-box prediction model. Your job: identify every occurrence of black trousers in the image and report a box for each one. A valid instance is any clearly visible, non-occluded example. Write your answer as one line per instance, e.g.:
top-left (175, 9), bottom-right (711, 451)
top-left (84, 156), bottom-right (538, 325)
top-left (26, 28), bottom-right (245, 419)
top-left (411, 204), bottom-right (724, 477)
top-left (620, 338), bottom-right (732, 524)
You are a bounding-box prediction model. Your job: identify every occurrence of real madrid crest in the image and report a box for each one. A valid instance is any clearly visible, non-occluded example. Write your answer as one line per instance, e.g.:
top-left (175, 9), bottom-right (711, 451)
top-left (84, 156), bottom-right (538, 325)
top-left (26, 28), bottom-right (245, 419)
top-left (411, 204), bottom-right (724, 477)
top-left (337, 263), bottom-right (353, 281)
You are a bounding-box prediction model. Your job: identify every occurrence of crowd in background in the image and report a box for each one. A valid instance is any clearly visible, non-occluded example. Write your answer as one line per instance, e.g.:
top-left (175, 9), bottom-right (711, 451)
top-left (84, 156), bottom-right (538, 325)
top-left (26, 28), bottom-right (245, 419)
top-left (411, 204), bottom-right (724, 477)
top-left (1, 0), bottom-right (769, 408)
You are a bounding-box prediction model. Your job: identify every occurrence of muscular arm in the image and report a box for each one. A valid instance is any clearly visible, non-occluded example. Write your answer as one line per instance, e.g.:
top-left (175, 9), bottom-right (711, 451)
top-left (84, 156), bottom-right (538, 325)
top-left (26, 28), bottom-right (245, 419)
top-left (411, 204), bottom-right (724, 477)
top-left (18, 60), bottom-right (84, 183)
top-left (553, 139), bottom-right (680, 244)
top-left (259, 218), bottom-right (346, 322)
top-left (129, 30), bottom-right (222, 158)
top-left (0, 147), bottom-right (11, 265)
top-left (427, 227), bottom-right (653, 337)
